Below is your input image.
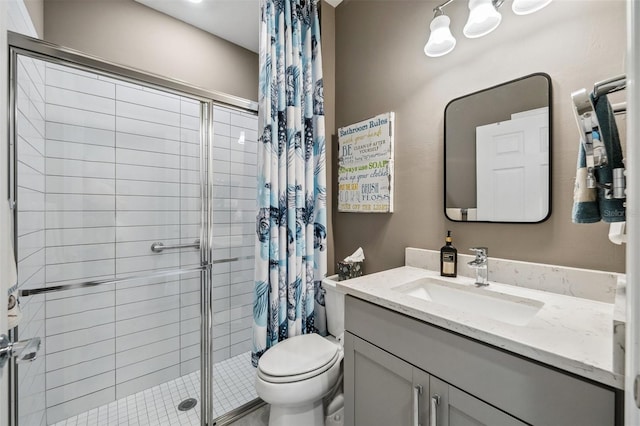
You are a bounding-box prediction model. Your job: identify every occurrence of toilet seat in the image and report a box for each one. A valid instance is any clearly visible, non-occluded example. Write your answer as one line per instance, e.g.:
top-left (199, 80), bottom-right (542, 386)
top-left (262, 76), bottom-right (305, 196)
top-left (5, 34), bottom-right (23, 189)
top-left (258, 350), bottom-right (341, 383)
top-left (257, 334), bottom-right (341, 384)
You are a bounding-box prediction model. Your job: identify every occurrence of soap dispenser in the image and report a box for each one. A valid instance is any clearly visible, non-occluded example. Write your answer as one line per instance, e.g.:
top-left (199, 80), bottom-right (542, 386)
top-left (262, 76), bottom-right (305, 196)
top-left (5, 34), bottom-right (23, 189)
top-left (440, 230), bottom-right (457, 277)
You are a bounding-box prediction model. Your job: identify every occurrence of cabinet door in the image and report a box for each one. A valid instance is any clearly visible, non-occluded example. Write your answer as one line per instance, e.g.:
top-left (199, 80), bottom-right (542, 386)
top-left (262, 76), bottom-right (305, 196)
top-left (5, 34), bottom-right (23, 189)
top-left (429, 376), bottom-right (528, 426)
top-left (344, 332), bottom-right (429, 426)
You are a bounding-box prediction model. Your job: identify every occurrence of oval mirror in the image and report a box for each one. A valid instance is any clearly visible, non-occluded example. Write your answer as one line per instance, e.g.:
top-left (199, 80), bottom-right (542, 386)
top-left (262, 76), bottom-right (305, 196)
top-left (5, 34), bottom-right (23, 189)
top-left (444, 73), bottom-right (552, 223)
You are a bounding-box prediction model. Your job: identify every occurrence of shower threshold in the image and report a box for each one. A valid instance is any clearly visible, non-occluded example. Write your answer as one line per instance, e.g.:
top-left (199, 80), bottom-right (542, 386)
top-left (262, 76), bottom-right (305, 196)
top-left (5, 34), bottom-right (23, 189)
top-left (52, 351), bottom-right (258, 426)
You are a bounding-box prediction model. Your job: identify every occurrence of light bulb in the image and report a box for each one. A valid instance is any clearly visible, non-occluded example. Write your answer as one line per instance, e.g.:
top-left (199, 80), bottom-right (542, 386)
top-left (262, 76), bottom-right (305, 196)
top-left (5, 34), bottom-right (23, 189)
top-left (512, 0), bottom-right (552, 15)
top-left (463, 0), bottom-right (502, 39)
top-left (424, 14), bottom-right (457, 57)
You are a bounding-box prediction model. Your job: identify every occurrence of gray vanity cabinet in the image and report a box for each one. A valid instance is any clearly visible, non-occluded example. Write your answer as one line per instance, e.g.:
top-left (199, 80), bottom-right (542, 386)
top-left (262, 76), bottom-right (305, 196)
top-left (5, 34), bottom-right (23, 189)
top-left (343, 295), bottom-right (620, 426)
top-left (345, 332), bottom-right (526, 426)
top-left (345, 333), bottom-right (428, 425)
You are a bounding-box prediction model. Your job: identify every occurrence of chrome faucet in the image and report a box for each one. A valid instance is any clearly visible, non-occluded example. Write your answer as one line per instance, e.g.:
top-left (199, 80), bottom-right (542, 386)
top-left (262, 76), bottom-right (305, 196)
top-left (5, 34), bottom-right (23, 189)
top-left (468, 247), bottom-right (489, 287)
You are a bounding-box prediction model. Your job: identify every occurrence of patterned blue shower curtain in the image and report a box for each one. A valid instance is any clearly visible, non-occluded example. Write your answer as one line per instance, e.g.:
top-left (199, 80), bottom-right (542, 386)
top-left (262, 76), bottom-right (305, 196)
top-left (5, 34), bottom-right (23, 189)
top-left (252, 0), bottom-right (327, 367)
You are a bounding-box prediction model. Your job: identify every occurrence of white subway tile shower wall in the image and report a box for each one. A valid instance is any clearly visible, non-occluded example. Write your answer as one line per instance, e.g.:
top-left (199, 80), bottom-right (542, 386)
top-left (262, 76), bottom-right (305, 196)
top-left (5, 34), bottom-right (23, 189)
top-left (14, 57), bottom-right (258, 424)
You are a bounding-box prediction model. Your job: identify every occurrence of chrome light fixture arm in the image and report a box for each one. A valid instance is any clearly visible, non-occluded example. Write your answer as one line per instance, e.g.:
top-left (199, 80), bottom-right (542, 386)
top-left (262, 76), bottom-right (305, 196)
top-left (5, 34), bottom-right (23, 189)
top-left (432, 0), bottom-right (455, 15)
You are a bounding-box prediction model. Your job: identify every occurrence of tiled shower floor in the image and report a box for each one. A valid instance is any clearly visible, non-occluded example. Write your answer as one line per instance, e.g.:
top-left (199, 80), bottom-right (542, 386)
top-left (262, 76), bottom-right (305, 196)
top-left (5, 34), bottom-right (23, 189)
top-left (52, 351), bottom-right (258, 426)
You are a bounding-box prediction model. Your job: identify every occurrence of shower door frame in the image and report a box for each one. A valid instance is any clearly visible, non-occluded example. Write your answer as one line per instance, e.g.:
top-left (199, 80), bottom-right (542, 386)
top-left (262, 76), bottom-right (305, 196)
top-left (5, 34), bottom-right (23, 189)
top-left (7, 31), bottom-right (260, 426)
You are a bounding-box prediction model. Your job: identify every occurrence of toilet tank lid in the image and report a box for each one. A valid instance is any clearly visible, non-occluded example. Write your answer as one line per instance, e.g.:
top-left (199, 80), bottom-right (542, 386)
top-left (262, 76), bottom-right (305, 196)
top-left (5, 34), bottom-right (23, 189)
top-left (322, 275), bottom-right (345, 292)
top-left (259, 333), bottom-right (339, 377)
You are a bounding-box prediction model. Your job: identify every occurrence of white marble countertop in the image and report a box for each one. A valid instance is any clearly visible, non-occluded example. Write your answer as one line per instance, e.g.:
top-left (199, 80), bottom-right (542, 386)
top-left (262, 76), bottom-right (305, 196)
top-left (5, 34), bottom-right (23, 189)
top-left (336, 265), bottom-right (624, 389)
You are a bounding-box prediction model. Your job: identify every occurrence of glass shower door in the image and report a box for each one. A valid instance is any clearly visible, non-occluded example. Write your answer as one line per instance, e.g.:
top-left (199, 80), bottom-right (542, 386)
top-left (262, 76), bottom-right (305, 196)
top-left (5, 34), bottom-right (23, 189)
top-left (208, 105), bottom-right (259, 420)
top-left (11, 48), bottom-right (212, 426)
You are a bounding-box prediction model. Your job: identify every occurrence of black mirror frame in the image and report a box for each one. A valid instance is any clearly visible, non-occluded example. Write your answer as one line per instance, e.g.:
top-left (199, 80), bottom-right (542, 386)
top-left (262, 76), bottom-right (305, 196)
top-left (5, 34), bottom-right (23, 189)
top-left (443, 72), bottom-right (553, 224)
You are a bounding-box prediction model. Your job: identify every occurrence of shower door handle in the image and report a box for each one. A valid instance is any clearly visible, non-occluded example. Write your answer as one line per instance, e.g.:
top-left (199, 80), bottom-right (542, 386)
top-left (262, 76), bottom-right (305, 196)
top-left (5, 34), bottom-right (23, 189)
top-left (150, 239), bottom-right (200, 253)
top-left (0, 334), bottom-right (41, 369)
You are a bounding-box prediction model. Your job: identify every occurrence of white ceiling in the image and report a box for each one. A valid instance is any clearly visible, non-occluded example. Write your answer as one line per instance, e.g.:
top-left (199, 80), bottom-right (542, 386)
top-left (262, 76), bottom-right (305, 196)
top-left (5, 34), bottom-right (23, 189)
top-left (135, 0), bottom-right (261, 52)
top-left (135, 0), bottom-right (342, 54)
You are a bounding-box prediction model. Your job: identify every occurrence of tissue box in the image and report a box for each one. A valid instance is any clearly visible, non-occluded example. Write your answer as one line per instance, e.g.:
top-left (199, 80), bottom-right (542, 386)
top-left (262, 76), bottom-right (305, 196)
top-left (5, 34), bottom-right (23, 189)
top-left (337, 261), bottom-right (364, 281)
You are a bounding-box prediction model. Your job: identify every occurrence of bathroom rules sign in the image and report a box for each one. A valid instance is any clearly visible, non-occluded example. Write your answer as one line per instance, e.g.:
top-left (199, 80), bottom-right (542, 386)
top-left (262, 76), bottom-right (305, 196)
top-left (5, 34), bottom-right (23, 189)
top-left (338, 112), bottom-right (395, 213)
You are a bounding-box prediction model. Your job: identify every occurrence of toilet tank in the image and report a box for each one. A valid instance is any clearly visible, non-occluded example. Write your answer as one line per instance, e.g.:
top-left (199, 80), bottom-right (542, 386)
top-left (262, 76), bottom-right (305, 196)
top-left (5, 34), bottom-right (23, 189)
top-left (322, 275), bottom-right (345, 338)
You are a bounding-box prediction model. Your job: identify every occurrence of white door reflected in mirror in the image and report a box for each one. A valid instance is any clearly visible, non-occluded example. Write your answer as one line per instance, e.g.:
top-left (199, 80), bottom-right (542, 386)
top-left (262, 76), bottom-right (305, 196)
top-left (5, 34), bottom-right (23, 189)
top-left (476, 107), bottom-right (549, 222)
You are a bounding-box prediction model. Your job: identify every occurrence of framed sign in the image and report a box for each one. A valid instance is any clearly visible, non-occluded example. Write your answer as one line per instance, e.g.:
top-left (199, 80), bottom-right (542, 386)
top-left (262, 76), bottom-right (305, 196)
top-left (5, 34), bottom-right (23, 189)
top-left (338, 112), bottom-right (395, 213)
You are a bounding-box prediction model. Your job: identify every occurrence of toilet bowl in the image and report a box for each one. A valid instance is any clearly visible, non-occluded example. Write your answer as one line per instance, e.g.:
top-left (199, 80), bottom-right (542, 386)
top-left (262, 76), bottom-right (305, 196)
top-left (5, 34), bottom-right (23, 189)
top-left (255, 275), bottom-right (345, 426)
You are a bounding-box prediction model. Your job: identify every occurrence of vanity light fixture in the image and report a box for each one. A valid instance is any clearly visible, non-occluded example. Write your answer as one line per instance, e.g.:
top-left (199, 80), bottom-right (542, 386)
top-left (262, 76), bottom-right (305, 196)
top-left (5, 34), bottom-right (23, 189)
top-left (425, 0), bottom-right (552, 57)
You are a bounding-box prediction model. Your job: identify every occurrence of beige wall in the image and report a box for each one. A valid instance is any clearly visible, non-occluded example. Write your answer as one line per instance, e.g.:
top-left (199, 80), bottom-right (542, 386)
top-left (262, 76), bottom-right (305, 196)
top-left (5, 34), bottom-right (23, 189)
top-left (321, 1), bottom-right (336, 275)
top-left (23, 0), bottom-right (44, 37)
top-left (334, 0), bottom-right (626, 273)
top-left (43, 0), bottom-right (258, 101)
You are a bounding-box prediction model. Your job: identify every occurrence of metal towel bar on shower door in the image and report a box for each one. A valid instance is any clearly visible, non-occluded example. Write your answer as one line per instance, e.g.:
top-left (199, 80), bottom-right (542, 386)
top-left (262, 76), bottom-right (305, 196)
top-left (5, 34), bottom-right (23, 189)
top-left (150, 239), bottom-right (201, 253)
top-left (18, 255), bottom-right (255, 297)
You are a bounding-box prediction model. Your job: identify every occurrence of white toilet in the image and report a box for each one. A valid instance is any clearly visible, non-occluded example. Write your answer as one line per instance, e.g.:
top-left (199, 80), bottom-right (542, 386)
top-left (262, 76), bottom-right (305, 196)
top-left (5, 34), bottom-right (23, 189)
top-left (255, 275), bottom-right (345, 426)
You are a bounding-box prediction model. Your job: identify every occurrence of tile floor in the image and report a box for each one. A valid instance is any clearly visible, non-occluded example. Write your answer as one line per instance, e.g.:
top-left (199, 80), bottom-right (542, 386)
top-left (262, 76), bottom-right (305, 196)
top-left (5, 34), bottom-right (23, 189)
top-left (52, 351), bottom-right (258, 426)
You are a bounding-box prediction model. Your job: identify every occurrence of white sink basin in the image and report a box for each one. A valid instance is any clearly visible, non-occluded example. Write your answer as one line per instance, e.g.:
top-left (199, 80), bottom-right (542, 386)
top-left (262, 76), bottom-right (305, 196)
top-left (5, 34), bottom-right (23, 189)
top-left (392, 277), bottom-right (544, 326)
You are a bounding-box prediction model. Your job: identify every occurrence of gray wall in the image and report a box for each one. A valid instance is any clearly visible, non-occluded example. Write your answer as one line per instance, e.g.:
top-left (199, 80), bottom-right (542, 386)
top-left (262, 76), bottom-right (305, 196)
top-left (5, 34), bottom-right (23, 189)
top-left (43, 0), bottom-right (258, 101)
top-left (334, 0), bottom-right (626, 273)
